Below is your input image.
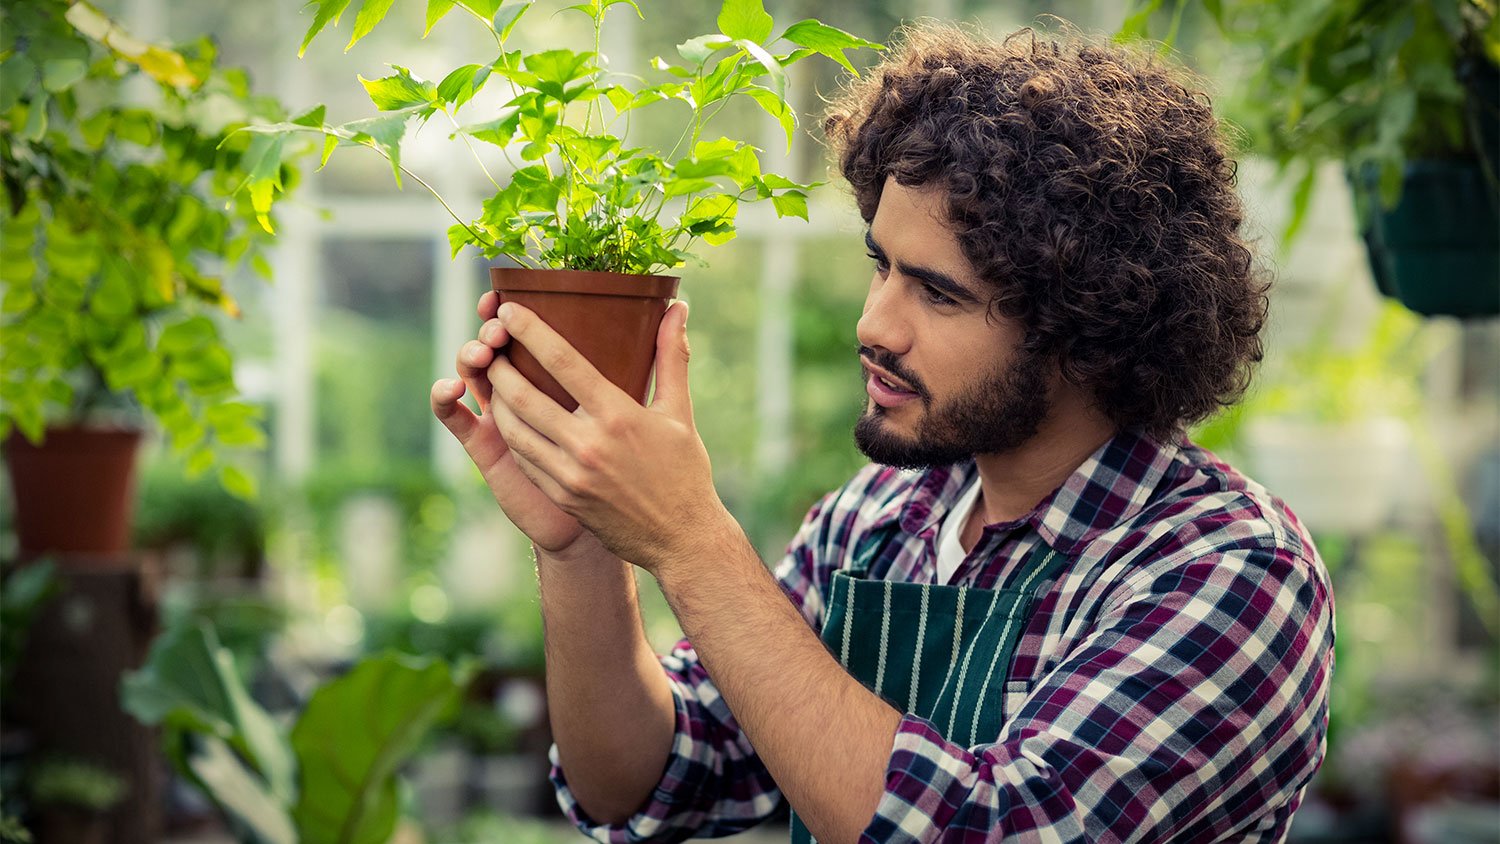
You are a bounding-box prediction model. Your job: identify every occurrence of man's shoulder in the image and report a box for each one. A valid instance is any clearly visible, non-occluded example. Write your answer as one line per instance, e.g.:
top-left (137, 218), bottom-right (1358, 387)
top-left (1099, 439), bottom-right (1323, 580)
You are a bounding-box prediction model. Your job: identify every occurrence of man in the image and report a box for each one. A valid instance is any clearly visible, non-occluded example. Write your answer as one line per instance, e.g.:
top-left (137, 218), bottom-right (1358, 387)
top-left (431, 23), bottom-right (1333, 844)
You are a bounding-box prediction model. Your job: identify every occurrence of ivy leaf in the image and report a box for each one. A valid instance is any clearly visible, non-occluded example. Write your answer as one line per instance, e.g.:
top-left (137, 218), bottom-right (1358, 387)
top-left (298, 0), bottom-right (354, 56)
top-left (718, 0), bottom-right (774, 43)
top-left (777, 19), bottom-right (884, 76)
top-left (360, 66), bottom-right (439, 112)
top-left (347, 0), bottom-right (397, 50)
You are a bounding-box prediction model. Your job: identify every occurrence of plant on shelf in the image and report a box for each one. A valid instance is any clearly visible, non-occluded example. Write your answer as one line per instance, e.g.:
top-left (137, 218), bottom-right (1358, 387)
top-left (1121, 0), bottom-right (1499, 316)
top-left (123, 621), bottom-right (473, 844)
top-left (0, 0), bottom-right (305, 559)
top-left (26, 756), bottom-right (127, 844)
top-left (244, 0), bottom-right (881, 408)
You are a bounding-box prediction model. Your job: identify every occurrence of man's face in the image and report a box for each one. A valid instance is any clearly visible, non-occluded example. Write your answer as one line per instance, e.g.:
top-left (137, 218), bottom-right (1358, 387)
top-left (854, 177), bottom-right (1051, 469)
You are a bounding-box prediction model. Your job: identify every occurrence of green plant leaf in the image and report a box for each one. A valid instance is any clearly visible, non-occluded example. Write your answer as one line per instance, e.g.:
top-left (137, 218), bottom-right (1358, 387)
top-left (678, 34), bottom-right (735, 65)
top-left (157, 316), bottom-right (218, 356)
top-left (735, 38), bottom-right (784, 101)
top-left (776, 19), bottom-right (883, 75)
top-left (299, 0), bottom-right (355, 56)
top-left (360, 66), bottom-right (438, 112)
top-left (121, 623), bottom-right (295, 802)
top-left (1114, 0), bottom-right (1164, 42)
top-left (40, 58), bottom-right (87, 94)
top-left (494, 0), bottom-right (534, 42)
top-left (347, 0), bottom-right (397, 50)
top-left (186, 736), bottom-right (296, 844)
top-left (219, 465), bottom-right (257, 499)
top-left (456, 112), bottom-right (519, 147)
top-left (771, 190), bottom-right (807, 220)
top-left (343, 106), bottom-right (426, 183)
top-left (425, 0), bottom-right (457, 35)
top-left (523, 49), bottom-right (596, 100)
top-left (744, 87), bottom-right (794, 150)
top-left (0, 56), bottom-right (36, 112)
top-left (437, 63), bottom-right (492, 107)
top-left (291, 654), bottom-right (469, 844)
top-left (719, 0), bottom-right (773, 43)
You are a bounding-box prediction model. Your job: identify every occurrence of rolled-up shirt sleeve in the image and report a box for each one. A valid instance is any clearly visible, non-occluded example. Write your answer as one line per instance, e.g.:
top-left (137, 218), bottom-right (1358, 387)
top-left (549, 489), bottom-right (845, 843)
top-left (550, 638), bottom-right (785, 843)
top-left (861, 545), bottom-right (1334, 843)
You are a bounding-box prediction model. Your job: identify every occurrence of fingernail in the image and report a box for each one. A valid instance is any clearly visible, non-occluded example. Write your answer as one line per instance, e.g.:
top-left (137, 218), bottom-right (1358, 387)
top-left (497, 303), bottom-right (513, 324)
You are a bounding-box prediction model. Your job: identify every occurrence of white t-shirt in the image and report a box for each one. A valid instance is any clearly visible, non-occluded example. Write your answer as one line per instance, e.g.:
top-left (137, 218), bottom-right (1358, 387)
top-left (934, 476), bottom-right (983, 585)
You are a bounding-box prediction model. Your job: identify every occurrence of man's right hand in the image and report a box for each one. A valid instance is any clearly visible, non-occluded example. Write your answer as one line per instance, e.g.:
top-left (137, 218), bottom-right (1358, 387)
top-left (431, 290), bottom-right (592, 556)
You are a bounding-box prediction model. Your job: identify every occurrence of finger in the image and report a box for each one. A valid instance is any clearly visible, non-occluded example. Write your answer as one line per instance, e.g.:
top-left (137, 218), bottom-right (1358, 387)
top-left (477, 317), bottom-right (511, 349)
top-left (649, 300), bottom-right (693, 422)
top-left (488, 379), bottom-right (573, 488)
top-left (478, 290), bottom-right (500, 321)
top-left (496, 303), bottom-right (620, 414)
top-left (510, 449), bottom-right (571, 510)
top-left (488, 354), bottom-right (583, 451)
top-left (431, 378), bottom-right (507, 467)
top-left (456, 340), bottom-right (496, 414)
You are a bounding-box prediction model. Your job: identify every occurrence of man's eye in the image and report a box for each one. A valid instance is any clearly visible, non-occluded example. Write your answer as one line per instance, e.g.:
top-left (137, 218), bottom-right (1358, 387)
top-left (922, 284), bottom-right (957, 307)
top-left (866, 253), bottom-right (890, 274)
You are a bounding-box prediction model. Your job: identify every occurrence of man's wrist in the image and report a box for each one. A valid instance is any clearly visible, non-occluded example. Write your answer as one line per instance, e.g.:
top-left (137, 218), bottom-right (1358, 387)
top-left (534, 532), bottom-right (619, 569)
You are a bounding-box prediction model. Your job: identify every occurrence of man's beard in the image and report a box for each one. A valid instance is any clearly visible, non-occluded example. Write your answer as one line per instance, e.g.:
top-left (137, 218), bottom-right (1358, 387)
top-left (853, 346), bottom-right (1051, 470)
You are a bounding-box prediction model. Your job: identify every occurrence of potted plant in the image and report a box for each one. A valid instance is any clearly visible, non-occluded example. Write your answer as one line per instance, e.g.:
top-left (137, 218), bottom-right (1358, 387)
top-left (1122, 0), bottom-right (1499, 317)
top-left (122, 621), bottom-right (472, 844)
top-left (244, 0), bottom-right (881, 409)
top-left (26, 757), bottom-right (127, 844)
top-left (0, 1), bottom-right (305, 561)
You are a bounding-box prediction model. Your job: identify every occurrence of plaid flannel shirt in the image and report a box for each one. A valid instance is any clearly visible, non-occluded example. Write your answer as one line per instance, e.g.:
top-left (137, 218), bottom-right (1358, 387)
top-left (550, 429), bottom-right (1335, 842)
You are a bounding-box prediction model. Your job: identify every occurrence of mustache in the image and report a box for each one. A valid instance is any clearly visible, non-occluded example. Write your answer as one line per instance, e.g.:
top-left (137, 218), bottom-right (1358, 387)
top-left (858, 346), bottom-right (930, 400)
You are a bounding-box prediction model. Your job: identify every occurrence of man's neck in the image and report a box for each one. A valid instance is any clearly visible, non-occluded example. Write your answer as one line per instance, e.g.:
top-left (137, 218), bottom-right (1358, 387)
top-left (969, 404), bottom-right (1118, 529)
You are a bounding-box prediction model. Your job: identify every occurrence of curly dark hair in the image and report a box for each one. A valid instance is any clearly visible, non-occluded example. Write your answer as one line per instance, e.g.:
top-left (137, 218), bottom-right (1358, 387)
top-left (823, 23), bottom-right (1270, 439)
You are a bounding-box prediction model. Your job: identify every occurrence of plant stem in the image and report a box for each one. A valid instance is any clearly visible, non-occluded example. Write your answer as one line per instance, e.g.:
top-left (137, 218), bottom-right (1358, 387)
top-left (445, 108), bottom-right (502, 191)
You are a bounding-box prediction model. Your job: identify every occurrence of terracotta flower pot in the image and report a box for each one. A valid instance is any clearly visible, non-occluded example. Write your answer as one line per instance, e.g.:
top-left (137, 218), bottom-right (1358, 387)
top-left (2, 426), bottom-right (143, 563)
top-left (490, 268), bottom-right (680, 412)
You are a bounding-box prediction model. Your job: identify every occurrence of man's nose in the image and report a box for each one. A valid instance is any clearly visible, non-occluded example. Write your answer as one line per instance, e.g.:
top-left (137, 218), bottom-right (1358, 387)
top-left (856, 276), bottom-right (911, 356)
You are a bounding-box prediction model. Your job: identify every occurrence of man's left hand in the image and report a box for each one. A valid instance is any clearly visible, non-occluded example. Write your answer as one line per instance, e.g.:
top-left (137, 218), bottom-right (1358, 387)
top-left (484, 300), bottom-right (731, 575)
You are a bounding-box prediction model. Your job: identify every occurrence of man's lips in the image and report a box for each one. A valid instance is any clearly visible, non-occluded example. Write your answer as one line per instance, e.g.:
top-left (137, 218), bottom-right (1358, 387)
top-left (863, 360), bottom-right (921, 408)
top-left (862, 360), bottom-right (917, 394)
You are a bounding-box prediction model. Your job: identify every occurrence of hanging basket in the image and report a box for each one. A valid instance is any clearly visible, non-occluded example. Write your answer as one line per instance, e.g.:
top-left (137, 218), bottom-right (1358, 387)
top-left (1355, 159), bottom-right (1500, 318)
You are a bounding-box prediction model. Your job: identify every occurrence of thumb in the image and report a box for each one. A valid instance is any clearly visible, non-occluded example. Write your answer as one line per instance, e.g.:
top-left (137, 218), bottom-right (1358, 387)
top-left (650, 300), bottom-right (692, 420)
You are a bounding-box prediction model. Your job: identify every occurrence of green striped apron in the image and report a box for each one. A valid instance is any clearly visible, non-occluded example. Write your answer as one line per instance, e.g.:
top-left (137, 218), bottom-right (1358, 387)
top-left (788, 533), bottom-right (1071, 843)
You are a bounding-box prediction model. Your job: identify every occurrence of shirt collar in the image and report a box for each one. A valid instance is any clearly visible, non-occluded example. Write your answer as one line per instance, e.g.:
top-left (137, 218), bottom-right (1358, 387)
top-left (884, 428), bottom-right (1182, 556)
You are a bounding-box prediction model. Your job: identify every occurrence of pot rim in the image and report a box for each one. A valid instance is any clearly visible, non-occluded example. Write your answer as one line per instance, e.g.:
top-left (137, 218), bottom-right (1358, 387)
top-left (490, 267), bottom-right (680, 298)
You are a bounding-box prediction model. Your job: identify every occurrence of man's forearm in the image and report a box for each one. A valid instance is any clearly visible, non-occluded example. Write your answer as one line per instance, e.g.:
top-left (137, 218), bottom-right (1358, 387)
top-left (537, 541), bottom-right (677, 825)
top-left (654, 518), bottom-right (902, 844)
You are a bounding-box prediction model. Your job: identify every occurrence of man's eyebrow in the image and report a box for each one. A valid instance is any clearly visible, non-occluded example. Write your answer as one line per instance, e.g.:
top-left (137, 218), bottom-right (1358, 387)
top-left (864, 229), bottom-right (983, 305)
